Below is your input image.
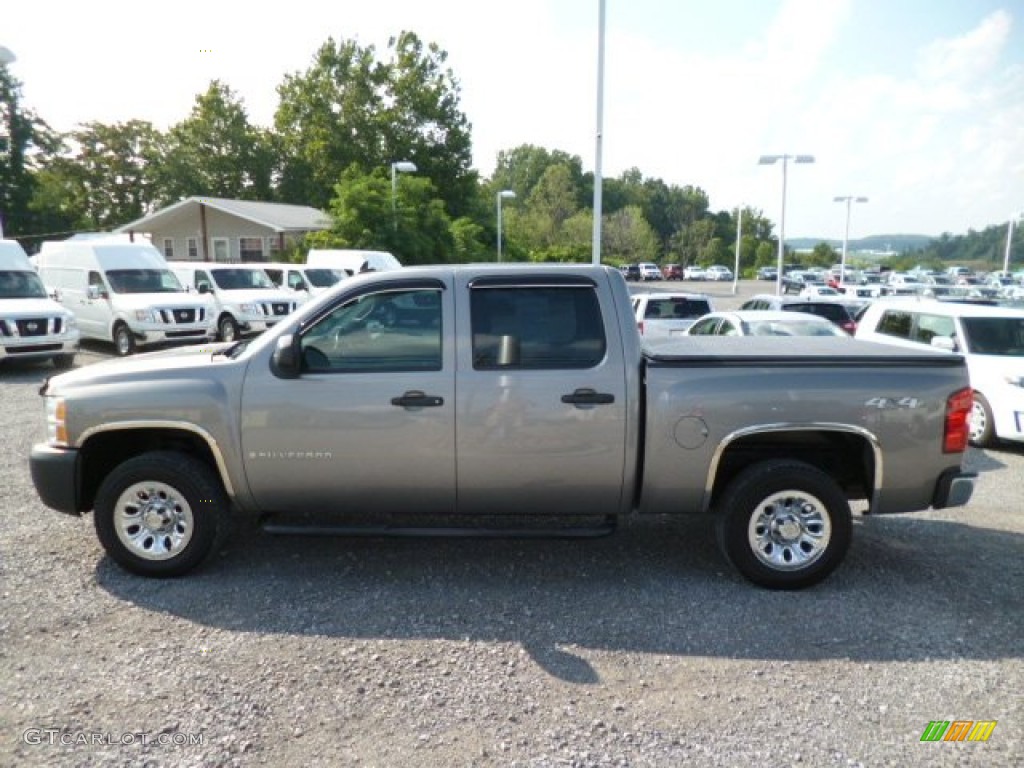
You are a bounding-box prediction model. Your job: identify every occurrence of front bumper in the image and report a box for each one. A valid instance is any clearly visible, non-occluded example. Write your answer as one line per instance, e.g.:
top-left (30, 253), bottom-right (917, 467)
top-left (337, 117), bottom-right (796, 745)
top-left (29, 444), bottom-right (81, 515)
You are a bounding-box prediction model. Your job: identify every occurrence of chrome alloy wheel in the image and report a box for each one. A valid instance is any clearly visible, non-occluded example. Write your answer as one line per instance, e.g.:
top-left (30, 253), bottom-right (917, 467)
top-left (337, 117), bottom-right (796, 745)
top-left (747, 491), bottom-right (832, 571)
top-left (113, 481), bottom-right (194, 561)
top-left (969, 400), bottom-right (988, 443)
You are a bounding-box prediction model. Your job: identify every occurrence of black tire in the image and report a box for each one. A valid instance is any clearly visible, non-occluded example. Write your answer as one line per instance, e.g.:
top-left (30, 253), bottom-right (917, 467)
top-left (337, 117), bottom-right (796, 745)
top-left (714, 460), bottom-right (852, 590)
top-left (52, 353), bottom-right (76, 369)
top-left (113, 322), bottom-right (135, 356)
top-left (94, 451), bottom-right (227, 577)
top-left (969, 391), bottom-right (996, 448)
top-left (218, 314), bottom-right (240, 342)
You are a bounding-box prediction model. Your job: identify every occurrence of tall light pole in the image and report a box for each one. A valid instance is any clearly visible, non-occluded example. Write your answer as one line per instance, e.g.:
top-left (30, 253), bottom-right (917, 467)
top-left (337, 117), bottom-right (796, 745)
top-left (834, 195), bottom-right (869, 283)
top-left (1004, 213), bottom-right (1022, 275)
top-left (390, 160), bottom-right (417, 231)
top-left (496, 190), bottom-right (516, 261)
top-left (0, 45), bottom-right (16, 239)
top-left (592, 0), bottom-right (606, 265)
top-left (732, 206), bottom-right (743, 295)
top-left (758, 154), bottom-right (815, 295)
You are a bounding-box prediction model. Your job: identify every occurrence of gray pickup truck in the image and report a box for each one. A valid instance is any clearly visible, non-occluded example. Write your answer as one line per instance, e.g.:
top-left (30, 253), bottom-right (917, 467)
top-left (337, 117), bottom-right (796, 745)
top-left (30, 265), bottom-right (976, 589)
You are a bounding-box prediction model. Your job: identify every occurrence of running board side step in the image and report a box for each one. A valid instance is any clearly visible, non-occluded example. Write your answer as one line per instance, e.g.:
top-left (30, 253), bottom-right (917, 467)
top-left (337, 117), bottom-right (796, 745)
top-left (260, 515), bottom-right (617, 539)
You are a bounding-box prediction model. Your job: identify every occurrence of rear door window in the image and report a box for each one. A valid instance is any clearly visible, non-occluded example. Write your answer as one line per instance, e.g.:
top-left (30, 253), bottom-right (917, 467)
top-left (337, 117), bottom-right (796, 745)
top-left (876, 310), bottom-right (913, 339)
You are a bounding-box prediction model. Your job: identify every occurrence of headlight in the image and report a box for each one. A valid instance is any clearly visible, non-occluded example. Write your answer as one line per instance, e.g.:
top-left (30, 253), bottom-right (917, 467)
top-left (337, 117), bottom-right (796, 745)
top-left (134, 309), bottom-right (155, 322)
top-left (45, 397), bottom-right (68, 446)
top-left (239, 303), bottom-right (264, 316)
top-left (1006, 375), bottom-right (1024, 388)
top-left (64, 315), bottom-right (78, 330)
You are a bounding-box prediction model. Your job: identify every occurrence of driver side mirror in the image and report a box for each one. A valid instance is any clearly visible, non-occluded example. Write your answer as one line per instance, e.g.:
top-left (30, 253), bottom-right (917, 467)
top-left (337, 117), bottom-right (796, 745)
top-left (197, 283), bottom-right (211, 294)
top-left (270, 334), bottom-right (300, 379)
top-left (930, 336), bottom-right (958, 352)
top-left (87, 285), bottom-right (108, 300)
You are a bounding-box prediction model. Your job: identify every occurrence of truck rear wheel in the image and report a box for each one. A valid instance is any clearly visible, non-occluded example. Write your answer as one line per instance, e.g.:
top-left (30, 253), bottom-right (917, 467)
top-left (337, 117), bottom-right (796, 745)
top-left (714, 460), bottom-right (851, 590)
top-left (94, 452), bottom-right (227, 577)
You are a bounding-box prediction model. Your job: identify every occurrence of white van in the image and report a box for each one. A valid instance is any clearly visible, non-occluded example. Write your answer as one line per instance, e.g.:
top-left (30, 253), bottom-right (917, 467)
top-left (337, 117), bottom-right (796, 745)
top-left (0, 240), bottom-right (80, 368)
top-left (171, 263), bottom-right (299, 342)
top-left (306, 249), bottom-right (401, 274)
top-left (253, 263), bottom-right (347, 302)
top-left (855, 297), bottom-right (1024, 447)
top-left (35, 240), bottom-right (214, 356)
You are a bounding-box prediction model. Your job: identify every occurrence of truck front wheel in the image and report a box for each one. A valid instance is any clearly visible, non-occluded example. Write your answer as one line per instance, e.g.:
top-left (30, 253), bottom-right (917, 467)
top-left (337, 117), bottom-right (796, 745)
top-left (113, 322), bottom-right (135, 356)
top-left (94, 452), bottom-right (227, 577)
top-left (714, 460), bottom-right (851, 590)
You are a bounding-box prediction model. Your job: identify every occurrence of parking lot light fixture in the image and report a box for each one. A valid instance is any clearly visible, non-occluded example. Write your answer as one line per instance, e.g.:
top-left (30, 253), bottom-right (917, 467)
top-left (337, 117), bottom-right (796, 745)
top-left (1005, 212), bottom-right (1023, 274)
top-left (390, 161), bottom-right (417, 230)
top-left (497, 190), bottom-right (516, 261)
top-left (834, 196), bottom-right (869, 283)
top-left (759, 154), bottom-right (815, 295)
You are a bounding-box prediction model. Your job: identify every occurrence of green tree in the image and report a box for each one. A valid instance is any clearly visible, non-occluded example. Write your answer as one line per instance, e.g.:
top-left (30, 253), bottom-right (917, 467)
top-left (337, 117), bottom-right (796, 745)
top-left (1, 64), bottom-right (60, 239)
top-left (308, 165), bottom-right (454, 265)
top-left (275, 33), bottom-right (476, 217)
top-left (603, 205), bottom-right (659, 263)
top-left (33, 120), bottom-right (162, 232)
top-left (151, 81), bottom-right (273, 206)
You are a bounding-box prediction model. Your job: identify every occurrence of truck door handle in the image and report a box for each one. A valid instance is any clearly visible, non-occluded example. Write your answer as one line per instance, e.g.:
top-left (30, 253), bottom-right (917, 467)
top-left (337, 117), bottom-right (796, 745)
top-left (391, 390), bottom-right (444, 408)
top-left (561, 388), bottom-right (615, 406)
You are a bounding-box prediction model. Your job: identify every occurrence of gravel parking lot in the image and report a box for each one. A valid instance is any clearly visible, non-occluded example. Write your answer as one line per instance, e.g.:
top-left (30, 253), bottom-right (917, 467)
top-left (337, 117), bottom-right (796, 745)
top-left (1, 279), bottom-right (1021, 767)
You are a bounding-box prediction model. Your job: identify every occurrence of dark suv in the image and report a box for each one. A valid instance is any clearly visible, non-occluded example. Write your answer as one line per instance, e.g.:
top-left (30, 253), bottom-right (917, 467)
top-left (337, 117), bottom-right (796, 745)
top-left (740, 294), bottom-right (864, 335)
top-left (620, 264), bottom-right (642, 282)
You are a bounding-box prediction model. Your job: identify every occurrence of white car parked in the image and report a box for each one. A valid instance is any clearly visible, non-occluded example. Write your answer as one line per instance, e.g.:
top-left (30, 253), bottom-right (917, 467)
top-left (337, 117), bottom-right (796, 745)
top-left (855, 298), bottom-right (1024, 447)
top-left (631, 292), bottom-right (714, 341)
top-left (704, 265), bottom-right (734, 281)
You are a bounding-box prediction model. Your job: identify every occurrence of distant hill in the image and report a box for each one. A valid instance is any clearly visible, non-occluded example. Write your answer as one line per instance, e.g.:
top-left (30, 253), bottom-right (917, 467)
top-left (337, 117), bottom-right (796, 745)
top-left (790, 234), bottom-right (933, 253)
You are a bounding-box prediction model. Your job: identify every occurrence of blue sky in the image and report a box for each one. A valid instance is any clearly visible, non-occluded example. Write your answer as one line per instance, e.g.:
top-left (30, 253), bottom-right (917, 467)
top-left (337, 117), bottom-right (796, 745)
top-left (4, 0), bottom-right (1022, 241)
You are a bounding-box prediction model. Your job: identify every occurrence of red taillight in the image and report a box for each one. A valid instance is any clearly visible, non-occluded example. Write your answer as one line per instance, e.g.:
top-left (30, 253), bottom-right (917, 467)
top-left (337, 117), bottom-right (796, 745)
top-left (842, 321), bottom-right (857, 335)
top-left (637, 321), bottom-right (645, 335)
top-left (944, 387), bottom-right (973, 453)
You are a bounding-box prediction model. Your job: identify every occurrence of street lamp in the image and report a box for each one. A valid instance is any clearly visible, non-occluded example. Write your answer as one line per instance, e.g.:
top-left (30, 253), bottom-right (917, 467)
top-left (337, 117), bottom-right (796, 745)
top-left (758, 153), bottom-right (815, 295)
top-left (390, 160), bottom-right (417, 230)
top-left (732, 206), bottom-right (743, 295)
top-left (1004, 212), bottom-right (1023, 275)
top-left (496, 190), bottom-right (516, 261)
top-left (834, 195), bottom-right (869, 283)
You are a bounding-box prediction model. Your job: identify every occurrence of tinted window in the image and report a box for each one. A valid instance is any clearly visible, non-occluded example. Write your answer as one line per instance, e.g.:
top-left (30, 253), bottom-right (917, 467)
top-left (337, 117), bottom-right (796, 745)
top-left (877, 310), bottom-right (913, 339)
top-left (961, 317), bottom-right (1024, 356)
top-left (299, 288), bottom-right (443, 373)
top-left (784, 303), bottom-right (849, 325)
top-left (645, 297), bottom-right (711, 319)
top-left (912, 314), bottom-right (956, 345)
top-left (471, 287), bottom-right (606, 369)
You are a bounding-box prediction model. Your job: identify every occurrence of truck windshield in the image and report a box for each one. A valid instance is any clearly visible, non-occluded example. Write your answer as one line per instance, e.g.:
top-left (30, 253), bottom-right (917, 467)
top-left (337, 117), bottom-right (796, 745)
top-left (0, 270), bottom-right (49, 299)
top-left (211, 269), bottom-right (275, 290)
top-left (106, 269), bottom-right (184, 294)
top-left (961, 317), bottom-right (1024, 356)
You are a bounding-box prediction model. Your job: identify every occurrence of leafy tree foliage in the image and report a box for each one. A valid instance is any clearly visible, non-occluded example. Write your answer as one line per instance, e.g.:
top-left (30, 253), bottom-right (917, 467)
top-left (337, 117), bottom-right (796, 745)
top-left (31, 120), bottom-right (161, 233)
top-left (0, 65), bottom-right (60, 239)
top-left (307, 165), bottom-right (454, 265)
top-left (151, 81), bottom-right (273, 206)
top-left (275, 32), bottom-right (475, 218)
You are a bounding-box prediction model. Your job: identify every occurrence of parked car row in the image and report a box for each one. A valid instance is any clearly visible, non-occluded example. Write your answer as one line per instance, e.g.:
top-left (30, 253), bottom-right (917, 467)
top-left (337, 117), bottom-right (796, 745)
top-left (619, 263), bottom-right (734, 282)
top-left (635, 281), bottom-right (1023, 449)
top-left (5, 238), bottom-right (405, 361)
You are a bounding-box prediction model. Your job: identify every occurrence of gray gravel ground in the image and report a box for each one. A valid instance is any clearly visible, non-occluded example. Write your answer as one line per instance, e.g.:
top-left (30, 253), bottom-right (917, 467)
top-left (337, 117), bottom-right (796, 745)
top-left (1, 281), bottom-right (1021, 767)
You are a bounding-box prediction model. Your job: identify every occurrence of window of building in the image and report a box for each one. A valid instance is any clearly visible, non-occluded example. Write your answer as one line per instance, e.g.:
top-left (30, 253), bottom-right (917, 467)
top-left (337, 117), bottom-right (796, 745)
top-left (187, 238), bottom-right (199, 259)
top-left (162, 238), bottom-right (174, 259)
top-left (239, 237), bottom-right (265, 261)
